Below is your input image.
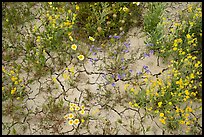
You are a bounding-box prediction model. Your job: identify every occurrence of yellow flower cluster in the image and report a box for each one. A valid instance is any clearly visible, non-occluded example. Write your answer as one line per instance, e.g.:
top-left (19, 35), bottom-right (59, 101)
top-left (159, 117), bottom-right (166, 124)
top-left (2, 67), bottom-right (26, 100)
top-left (64, 103), bottom-right (86, 126)
top-left (11, 87), bottom-right (17, 95)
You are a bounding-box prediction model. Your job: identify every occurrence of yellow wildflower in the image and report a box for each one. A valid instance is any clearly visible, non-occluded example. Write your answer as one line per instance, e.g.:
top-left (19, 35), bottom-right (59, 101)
top-left (64, 114), bottom-right (69, 120)
top-left (71, 44), bottom-right (77, 50)
top-left (11, 76), bottom-right (18, 82)
top-left (134, 103), bottom-right (139, 107)
top-left (177, 38), bottom-right (182, 43)
top-left (89, 36), bottom-right (95, 42)
top-left (74, 119), bottom-right (80, 125)
top-left (69, 36), bottom-right (74, 41)
top-left (69, 66), bottom-right (75, 75)
top-left (176, 78), bottom-right (183, 86)
top-left (147, 107), bottom-right (152, 111)
top-left (130, 88), bottom-right (134, 92)
top-left (76, 5), bottom-right (79, 10)
top-left (68, 10), bottom-right (72, 14)
top-left (81, 119), bottom-right (85, 123)
top-left (191, 92), bottom-right (196, 96)
top-left (52, 77), bottom-right (57, 82)
top-left (68, 119), bottom-right (74, 125)
top-left (62, 73), bottom-right (69, 79)
top-left (159, 113), bottom-right (164, 117)
top-left (10, 70), bottom-right (15, 74)
top-left (158, 102), bottom-right (162, 107)
top-left (185, 90), bottom-right (189, 96)
top-left (68, 113), bottom-right (74, 119)
top-left (190, 73), bottom-right (195, 79)
top-left (70, 103), bottom-right (75, 107)
top-left (173, 47), bottom-right (177, 51)
top-left (48, 16), bottom-right (52, 21)
top-left (80, 109), bottom-right (85, 115)
top-left (186, 106), bottom-right (193, 112)
top-left (11, 87), bottom-right (17, 95)
top-left (186, 34), bottom-right (191, 39)
top-left (75, 106), bottom-right (80, 111)
top-left (124, 84), bottom-right (130, 90)
top-left (81, 105), bottom-right (85, 110)
top-left (192, 56), bottom-right (197, 60)
top-left (195, 63), bottom-right (199, 68)
top-left (64, 20), bottom-right (72, 26)
top-left (181, 51), bottom-right (185, 55)
top-left (185, 121), bottom-right (190, 126)
top-left (70, 107), bottom-right (74, 111)
top-left (123, 6), bottom-right (129, 12)
top-left (159, 118), bottom-right (166, 124)
top-left (78, 55), bottom-right (84, 61)
top-left (179, 120), bottom-right (185, 125)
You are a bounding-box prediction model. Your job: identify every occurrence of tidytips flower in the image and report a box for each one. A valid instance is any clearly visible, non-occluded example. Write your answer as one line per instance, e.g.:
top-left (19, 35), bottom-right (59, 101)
top-left (75, 106), bottom-right (80, 111)
top-left (80, 109), bottom-right (85, 115)
top-left (68, 119), bottom-right (74, 125)
top-left (71, 44), bottom-right (77, 50)
top-left (74, 119), bottom-right (80, 125)
top-left (68, 113), bottom-right (74, 119)
top-left (64, 114), bottom-right (69, 120)
top-left (78, 55), bottom-right (84, 61)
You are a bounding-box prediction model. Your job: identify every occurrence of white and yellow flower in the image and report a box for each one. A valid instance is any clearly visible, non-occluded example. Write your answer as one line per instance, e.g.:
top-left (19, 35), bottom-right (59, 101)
top-left (71, 44), bottom-right (77, 50)
top-left (78, 55), bottom-right (84, 61)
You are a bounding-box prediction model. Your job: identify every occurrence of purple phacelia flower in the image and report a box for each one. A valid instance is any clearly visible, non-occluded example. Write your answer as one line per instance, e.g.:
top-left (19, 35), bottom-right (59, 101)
top-left (118, 74), bottom-right (122, 80)
top-left (149, 50), bottom-right (154, 55)
top-left (112, 74), bottom-right (115, 78)
top-left (93, 58), bottom-right (98, 61)
top-left (112, 83), bottom-right (116, 87)
top-left (124, 42), bottom-right (130, 48)
top-left (123, 50), bottom-right (129, 53)
top-left (143, 65), bottom-right (148, 69)
top-left (129, 70), bottom-right (133, 73)
top-left (137, 71), bottom-right (142, 75)
top-left (109, 35), bottom-right (112, 38)
top-left (144, 53), bottom-right (150, 58)
top-left (89, 58), bottom-right (93, 63)
top-left (121, 66), bottom-right (125, 70)
top-left (145, 69), bottom-right (151, 74)
top-left (113, 35), bottom-right (120, 39)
